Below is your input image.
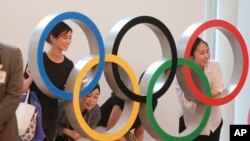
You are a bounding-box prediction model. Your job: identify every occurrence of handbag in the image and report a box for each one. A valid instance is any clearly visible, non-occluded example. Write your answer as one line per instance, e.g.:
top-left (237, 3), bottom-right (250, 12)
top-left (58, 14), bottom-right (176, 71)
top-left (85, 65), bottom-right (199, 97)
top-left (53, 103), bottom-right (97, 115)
top-left (20, 111), bottom-right (37, 141)
top-left (15, 90), bottom-right (36, 136)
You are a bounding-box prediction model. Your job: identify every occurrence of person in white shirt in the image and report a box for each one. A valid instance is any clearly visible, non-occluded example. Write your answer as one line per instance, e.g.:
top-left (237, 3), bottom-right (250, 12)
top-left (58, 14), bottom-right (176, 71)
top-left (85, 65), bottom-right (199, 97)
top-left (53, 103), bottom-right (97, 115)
top-left (176, 37), bottom-right (224, 141)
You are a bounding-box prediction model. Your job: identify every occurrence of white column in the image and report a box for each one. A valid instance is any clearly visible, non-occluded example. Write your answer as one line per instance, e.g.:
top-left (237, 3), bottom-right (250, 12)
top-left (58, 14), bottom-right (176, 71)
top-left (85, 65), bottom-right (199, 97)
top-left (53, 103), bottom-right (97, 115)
top-left (215, 0), bottom-right (238, 141)
top-left (234, 0), bottom-right (250, 124)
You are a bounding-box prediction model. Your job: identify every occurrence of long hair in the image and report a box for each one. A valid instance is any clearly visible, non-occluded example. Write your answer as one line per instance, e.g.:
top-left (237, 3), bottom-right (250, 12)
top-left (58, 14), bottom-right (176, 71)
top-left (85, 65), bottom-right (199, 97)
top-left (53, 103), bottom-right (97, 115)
top-left (190, 37), bottom-right (209, 57)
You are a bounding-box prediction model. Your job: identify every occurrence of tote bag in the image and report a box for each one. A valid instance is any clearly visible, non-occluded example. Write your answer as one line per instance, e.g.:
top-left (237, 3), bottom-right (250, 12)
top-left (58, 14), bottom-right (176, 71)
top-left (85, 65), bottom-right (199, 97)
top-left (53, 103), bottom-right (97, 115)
top-left (20, 111), bottom-right (37, 141)
top-left (15, 90), bottom-right (36, 136)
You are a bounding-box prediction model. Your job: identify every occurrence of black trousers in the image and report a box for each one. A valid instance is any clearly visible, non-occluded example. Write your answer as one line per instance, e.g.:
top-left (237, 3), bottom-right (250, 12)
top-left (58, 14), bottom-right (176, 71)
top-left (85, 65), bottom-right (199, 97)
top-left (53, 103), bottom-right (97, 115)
top-left (43, 118), bottom-right (57, 141)
top-left (179, 116), bottom-right (223, 141)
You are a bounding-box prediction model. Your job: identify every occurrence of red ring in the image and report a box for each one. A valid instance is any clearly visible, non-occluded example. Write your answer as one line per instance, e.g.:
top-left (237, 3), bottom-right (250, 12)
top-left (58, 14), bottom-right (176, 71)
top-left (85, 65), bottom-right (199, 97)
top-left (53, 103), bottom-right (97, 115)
top-left (184, 19), bottom-right (249, 106)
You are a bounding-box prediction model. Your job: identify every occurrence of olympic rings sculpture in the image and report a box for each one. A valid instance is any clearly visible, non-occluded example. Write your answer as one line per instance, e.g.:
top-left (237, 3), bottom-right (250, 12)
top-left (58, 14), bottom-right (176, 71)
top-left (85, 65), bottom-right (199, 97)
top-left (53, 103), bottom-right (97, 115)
top-left (28, 11), bottom-right (249, 141)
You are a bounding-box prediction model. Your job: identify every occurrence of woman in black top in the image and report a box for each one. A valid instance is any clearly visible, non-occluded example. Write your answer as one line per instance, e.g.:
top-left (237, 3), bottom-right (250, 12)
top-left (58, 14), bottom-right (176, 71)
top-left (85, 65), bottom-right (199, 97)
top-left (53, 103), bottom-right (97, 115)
top-left (23, 21), bottom-right (74, 141)
top-left (98, 72), bottom-right (158, 141)
top-left (98, 93), bottom-right (157, 141)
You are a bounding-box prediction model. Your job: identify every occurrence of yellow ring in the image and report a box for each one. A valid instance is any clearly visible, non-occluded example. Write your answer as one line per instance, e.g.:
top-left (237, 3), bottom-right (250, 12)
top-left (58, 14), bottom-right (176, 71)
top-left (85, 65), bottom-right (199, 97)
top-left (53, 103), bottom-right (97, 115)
top-left (73, 54), bottom-right (140, 140)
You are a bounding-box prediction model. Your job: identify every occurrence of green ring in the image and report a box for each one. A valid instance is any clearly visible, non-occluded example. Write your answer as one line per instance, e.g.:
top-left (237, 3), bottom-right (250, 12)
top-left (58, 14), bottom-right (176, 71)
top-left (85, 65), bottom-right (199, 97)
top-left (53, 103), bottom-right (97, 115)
top-left (146, 58), bottom-right (211, 141)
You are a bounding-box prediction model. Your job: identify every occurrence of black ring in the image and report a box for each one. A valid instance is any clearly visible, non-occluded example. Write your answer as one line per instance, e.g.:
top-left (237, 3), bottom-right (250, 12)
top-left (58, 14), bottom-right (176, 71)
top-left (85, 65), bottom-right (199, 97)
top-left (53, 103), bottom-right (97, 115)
top-left (105, 16), bottom-right (177, 103)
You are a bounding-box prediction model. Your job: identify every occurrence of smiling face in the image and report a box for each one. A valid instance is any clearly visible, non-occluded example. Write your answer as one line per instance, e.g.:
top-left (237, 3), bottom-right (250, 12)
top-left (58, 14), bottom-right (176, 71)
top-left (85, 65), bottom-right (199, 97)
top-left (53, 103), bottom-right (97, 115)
top-left (46, 22), bottom-right (73, 52)
top-left (50, 31), bottom-right (72, 51)
top-left (80, 88), bottom-right (100, 111)
top-left (191, 41), bottom-right (210, 69)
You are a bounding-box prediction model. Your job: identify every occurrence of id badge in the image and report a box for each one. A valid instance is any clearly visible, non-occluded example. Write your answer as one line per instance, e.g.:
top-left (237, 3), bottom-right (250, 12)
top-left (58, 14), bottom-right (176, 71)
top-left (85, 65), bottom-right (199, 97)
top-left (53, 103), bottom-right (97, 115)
top-left (0, 70), bottom-right (6, 84)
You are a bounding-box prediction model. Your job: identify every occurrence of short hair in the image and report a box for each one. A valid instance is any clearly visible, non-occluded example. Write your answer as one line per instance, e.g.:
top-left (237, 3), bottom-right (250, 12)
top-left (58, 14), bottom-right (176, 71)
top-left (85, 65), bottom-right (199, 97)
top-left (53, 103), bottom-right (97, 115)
top-left (46, 21), bottom-right (72, 44)
top-left (91, 83), bottom-right (100, 94)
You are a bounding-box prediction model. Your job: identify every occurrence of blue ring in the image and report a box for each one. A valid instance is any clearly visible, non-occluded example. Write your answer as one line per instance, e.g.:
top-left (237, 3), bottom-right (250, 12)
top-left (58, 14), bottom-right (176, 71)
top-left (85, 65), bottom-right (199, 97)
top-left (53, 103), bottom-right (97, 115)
top-left (37, 11), bottom-right (104, 99)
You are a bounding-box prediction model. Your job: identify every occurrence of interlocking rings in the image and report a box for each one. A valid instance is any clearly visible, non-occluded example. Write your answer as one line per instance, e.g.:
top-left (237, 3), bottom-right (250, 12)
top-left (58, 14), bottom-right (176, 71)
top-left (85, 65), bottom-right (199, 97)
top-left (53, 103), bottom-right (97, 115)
top-left (29, 11), bottom-right (249, 141)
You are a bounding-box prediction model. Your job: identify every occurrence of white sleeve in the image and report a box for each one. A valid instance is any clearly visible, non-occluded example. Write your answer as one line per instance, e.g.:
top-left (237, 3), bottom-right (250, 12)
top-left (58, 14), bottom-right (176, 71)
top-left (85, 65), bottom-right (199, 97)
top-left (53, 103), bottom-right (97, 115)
top-left (175, 79), bottom-right (197, 114)
top-left (211, 62), bottom-right (224, 93)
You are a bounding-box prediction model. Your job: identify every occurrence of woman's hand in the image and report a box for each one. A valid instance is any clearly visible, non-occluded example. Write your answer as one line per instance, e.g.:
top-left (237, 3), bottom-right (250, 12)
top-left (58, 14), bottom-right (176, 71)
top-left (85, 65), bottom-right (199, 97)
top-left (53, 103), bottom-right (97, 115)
top-left (63, 128), bottom-right (83, 140)
top-left (211, 88), bottom-right (221, 97)
top-left (26, 67), bottom-right (33, 80)
top-left (22, 66), bottom-right (34, 93)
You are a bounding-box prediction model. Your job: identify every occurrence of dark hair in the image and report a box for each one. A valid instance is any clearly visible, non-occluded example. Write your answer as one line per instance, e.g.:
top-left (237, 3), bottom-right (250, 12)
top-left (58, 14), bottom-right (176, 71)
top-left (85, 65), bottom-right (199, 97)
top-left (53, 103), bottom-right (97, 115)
top-left (190, 37), bottom-right (209, 57)
top-left (46, 21), bottom-right (72, 44)
top-left (92, 83), bottom-right (100, 94)
top-left (139, 71), bottom-right (145, 84)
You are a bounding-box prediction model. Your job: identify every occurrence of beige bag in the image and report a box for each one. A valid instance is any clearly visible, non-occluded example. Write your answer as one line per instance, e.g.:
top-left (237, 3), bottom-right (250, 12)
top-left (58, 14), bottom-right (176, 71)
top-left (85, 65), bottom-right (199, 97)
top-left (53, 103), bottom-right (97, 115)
top-left (15, 90), bottom-right (36, 136)
top-left (20, 112), bottom-right (37, 141)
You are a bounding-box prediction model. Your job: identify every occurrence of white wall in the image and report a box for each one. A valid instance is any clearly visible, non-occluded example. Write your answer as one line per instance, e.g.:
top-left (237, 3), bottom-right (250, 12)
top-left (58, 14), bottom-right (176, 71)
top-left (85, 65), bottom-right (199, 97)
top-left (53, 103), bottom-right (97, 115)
top-left (235, 0), bottom-right (250, 124)
top-left (1, 0), bottom-right (205, 140)
top-left (211, 0), bottom-right (250, 141)
top-left (215, 1), bottom-right (238, 141)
